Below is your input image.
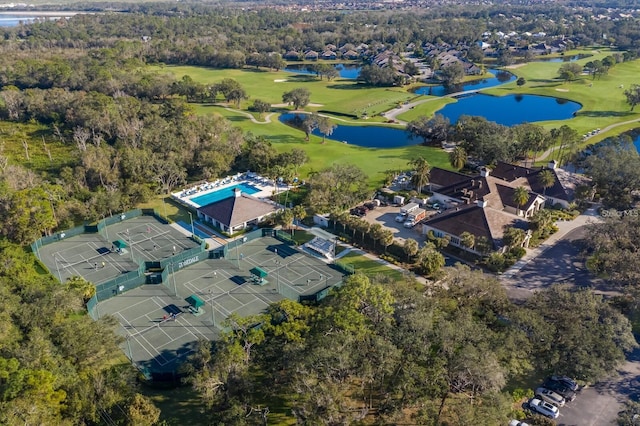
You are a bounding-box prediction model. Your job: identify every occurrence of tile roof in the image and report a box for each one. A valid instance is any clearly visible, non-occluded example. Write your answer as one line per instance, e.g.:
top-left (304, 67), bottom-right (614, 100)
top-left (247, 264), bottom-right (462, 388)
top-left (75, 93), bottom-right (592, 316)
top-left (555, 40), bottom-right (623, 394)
top-left (197, 194), bottom-right (276, 228)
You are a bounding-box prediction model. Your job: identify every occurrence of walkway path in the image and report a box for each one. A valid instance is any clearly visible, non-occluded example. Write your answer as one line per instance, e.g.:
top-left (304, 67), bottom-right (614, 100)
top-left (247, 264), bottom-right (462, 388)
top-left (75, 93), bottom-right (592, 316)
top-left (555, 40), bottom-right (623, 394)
top-left (530, 117), bottom-right (640, 163)
top-left (383, 88), bottom-right (484, 125)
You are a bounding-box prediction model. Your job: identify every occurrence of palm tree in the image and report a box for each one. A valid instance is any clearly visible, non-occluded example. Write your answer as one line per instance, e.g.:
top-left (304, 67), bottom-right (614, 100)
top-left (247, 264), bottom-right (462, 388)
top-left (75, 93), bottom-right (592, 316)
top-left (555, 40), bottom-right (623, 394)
top-left (403, 238), bottom-right (419, 262)
top-left (380, 229), bottom-right (394, 253)
top-left (459, 232), bottom-right (475, 251)
top-left (448, 146), bottom-right (467, 170)
top-left (513, 186), bottom-right (530, 217)
top-left (410, 157), bottom-right (431, 195)
top-left (538, 169), bottom-right (556, 196)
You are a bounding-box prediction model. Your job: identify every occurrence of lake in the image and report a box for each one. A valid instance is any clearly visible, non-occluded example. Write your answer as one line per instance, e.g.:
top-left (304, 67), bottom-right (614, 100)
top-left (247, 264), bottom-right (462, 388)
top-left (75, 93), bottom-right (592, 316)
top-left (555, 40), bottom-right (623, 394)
top-left (284, 63), bottom-right (362, 79)
top-left (0, 14), bottom-right (37, 26)
top-left (413, 69), bottom-right (516, 96)
top-left (0, 12), bottom-right (82, 27)
top-left (280, 93), bottom-right (581, 147)
top-left (438, 94), bottom-right (581, 126)
top-left (279, 113), bottom-right (414, 148)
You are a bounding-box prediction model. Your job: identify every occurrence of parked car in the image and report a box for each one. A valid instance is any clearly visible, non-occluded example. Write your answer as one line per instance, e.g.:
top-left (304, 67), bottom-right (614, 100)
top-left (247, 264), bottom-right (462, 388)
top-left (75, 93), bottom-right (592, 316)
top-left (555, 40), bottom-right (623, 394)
top-left (509, 421), bottom-right (530, 426)
top-left (549, 375), bottom-right (579, 391)
top-left (526, 397), bottom-right (560, 419)
top-left (542, 378), bottom-right (577, 401)
top-left (535, 387), bottom-right (566, 407)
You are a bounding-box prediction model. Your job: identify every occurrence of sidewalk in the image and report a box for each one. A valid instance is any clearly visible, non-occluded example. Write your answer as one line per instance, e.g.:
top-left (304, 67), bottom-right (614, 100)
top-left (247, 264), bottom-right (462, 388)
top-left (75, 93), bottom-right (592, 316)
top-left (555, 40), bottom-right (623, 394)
top-left (502, 206), bottom-right (601, 278)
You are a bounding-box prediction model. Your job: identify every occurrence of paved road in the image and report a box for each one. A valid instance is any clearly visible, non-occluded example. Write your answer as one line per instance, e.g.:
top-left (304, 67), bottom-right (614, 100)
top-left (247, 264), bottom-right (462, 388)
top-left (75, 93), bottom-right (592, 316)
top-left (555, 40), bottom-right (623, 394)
top-left (555, 346), bottom-right (640, 426)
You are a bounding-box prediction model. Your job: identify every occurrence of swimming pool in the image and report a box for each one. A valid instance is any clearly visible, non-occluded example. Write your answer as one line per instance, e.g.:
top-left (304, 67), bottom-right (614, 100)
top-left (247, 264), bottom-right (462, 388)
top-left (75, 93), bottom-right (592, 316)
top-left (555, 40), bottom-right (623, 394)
top-left (190, 182), bottom-right (261, 207)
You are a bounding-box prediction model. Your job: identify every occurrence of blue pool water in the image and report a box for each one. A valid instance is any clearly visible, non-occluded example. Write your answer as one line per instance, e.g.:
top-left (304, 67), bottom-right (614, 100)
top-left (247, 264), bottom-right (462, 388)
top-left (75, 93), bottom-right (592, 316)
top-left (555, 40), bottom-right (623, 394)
top-left (634, 133), bottom-right (640, 152)
top-left (190, 183), bottom-right (261, 207)
top-left (284, 63), bottom-right (362, 79)
top-left (413, 69), bottom-right (516, 96)
top-left (438, 94), bottom-right (581, 126)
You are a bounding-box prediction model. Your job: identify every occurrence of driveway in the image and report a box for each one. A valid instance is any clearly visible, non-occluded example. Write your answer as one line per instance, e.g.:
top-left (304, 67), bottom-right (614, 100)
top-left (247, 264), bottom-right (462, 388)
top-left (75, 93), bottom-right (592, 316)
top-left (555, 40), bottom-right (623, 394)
top-left (501, 226), bottom-right (614, 300)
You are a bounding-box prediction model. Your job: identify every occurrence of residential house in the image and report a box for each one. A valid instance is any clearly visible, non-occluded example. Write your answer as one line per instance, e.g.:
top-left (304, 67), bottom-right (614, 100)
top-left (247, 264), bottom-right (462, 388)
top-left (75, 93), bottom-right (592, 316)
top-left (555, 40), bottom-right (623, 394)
top-left (321, 50), bottom-right (337, 60)
top-left (304, 50), bottom-right (319, 61)
top-left (284, 51), bottom-right (300, 61)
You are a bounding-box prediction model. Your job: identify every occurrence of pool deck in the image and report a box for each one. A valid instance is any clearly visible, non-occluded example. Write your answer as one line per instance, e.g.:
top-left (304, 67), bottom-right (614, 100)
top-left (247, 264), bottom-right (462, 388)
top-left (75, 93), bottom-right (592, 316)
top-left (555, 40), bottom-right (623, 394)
top-left (171, 172), bottom-right (291, 209)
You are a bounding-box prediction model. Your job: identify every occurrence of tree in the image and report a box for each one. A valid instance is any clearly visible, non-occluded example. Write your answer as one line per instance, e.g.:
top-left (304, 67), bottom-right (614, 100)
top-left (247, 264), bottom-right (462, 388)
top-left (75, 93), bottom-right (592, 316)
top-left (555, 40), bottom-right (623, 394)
top-left (520, 285), bottom-right (637, 381)
top-left (416, 244), bottom-right (445, 276)
top-left (301, 113), bottom-right (319, 141)
top-left (513, 186), bottom-right (530, 217)
top-left (316, 115), bottom-right (336, 143)
top-left (583, 215), bottom-right (640, 290)
top-left (282, 88), bottom-right (311, 110)
top-left (502, 226), bottom-right (526, 249)
top-left (516, 77), bottom-right (526, 86)
top-left (306, 163), bottom-right (369, 213)
top-left (403, 238), bottom-right (419, 262)
top-left (449, 146), bottom-right (467, 170)
top-left (582, 138), bottom-right (640, 209)
top-left (410, 157), bottom-right (431, 195)
top-left (406, 114), bottom-right (450, 145)
top-left (439, 63), bottom-right (465, 87)
top-left (538, 169), bottom-right (556, 196)
top-left (250, 99), bottom-right (271, 116)
top-left (292, 204), bottom-right (306, 227)
top-left (624, 84), bottom-right (640, 111)
top-left (558, 63), bottom-right (583, 83)
top-left (127, 393), bottom-right (161, 426)
top-left (212, 78), bottom-right (247, 107)
top-left (380, 229), bottom-right (394, 253)
top-left (459, 231), bottom-right (475, 250)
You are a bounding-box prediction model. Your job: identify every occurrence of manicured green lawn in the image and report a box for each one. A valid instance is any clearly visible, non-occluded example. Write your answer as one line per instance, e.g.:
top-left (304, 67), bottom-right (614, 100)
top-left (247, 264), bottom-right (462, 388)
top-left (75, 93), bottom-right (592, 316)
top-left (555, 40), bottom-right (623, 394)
top-left (197, 104), bottom-right (450, 188)
top-left (480, 48), bottom-right (640, 136)
top-left (151, 65), bottom-right (413, 118)
top-left (339, 251), bottom-right (405, 281)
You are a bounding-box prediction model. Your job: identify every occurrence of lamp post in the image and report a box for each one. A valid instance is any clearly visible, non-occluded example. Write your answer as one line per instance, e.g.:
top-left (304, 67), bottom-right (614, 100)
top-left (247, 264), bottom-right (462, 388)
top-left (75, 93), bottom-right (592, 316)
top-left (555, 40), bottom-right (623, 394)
top-left (188, 211), bottom-right (195, 237)
top-left (171, 262), bottom-right (178, 297)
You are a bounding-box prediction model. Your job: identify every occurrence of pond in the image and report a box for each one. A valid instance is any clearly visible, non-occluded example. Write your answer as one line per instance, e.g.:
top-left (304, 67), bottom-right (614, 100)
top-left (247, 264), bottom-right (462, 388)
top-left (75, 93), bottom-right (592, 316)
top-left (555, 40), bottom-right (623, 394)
top-left (533, 54), bottom-right (591, 63)
top-left (279, 113), bottom-right (415, 148)
top-left (633, 132), bottom-right (640, 152)
top-left (412, 69), bottom-right (516, 96)
top-left (284, 63), bottom-right (362, 79)
top-left (438, 94), bottom-right (582, 126)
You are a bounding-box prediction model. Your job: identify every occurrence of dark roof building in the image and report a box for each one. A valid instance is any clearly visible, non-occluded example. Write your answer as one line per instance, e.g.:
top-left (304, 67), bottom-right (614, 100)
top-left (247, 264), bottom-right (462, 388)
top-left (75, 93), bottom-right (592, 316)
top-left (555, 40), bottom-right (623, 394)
top-left (197, 188), bottom-right (277, 234)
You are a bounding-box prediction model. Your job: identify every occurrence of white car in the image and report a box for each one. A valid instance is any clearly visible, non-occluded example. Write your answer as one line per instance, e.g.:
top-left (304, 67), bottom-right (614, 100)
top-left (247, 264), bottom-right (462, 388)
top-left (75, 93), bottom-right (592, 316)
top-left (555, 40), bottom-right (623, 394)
top-left (509, 421), bottom-right (530, 426)
top-left (535, 387), bottom-right (566, 407)
top-left (527, 397), bottom-right (560, 419)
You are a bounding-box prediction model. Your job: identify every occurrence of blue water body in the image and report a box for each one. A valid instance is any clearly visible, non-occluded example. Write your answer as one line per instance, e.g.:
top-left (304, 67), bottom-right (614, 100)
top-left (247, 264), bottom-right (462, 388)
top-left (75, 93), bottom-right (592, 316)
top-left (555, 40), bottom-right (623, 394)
top-left (534, 54), bottom-right (589, 63)
top-left (279, 113), bottom-right (415, 148)
top-left (439, 94), bottom-right (581, 126)
top-left (634, 133), bottom-right (640, 152)
top-left (0, 15), bottom-right (36, 26)
top-left (190, 183), bottom-right (261, 207)
top-left (413, 69), bottom-right (516, 96)
top-left (284, 63), bottom-right (362, 79)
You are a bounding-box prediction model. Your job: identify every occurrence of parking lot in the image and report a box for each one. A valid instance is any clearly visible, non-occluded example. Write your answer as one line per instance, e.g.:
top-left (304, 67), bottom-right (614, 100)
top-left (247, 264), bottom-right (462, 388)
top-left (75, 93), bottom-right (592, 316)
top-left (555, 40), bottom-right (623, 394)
top-left (358, 205), bottom-right (435, 244)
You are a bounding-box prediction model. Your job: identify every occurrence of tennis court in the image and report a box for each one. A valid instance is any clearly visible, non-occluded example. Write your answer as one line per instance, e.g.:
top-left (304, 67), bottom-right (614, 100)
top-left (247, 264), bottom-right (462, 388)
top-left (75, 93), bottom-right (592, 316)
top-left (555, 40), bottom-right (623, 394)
top-left (103, 215), bottom-right (199, 263)
top-left (37, 233), bottom-right (140, 285)
top-left (97, 284), bottom-right (219, 373)
top-left (37, 215), bottom-right (199, 285)
top-left (169, 236), bottom-right (344, 329)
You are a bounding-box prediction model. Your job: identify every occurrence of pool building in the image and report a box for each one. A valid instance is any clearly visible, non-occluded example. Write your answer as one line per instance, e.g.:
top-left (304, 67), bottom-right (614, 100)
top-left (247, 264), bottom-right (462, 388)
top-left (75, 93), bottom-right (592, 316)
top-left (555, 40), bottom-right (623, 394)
top-left (171, 173), bottom-right (284, 235)
top-left (198, 187), bottom-right (277, 233)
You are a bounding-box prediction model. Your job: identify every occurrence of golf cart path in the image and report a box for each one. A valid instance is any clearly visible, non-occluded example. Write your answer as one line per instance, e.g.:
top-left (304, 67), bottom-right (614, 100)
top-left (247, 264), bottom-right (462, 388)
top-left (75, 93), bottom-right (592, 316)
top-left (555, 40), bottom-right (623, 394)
top-left (536, 117), bottom-right (640, 162)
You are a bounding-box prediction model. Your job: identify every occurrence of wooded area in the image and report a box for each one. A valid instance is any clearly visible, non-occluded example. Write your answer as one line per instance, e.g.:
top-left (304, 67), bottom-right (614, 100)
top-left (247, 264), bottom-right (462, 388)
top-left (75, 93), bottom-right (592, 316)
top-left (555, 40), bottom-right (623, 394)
top-left (1, 2), bottom-right (640, 423)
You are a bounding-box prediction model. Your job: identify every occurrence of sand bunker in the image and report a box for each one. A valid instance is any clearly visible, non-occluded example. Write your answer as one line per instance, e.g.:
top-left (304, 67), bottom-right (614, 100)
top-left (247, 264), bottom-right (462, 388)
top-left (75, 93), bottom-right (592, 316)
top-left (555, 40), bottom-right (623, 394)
top-left (274, 79), bottom-right (287, 82)
top-left (555, 88), bottom-right (569, 92)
